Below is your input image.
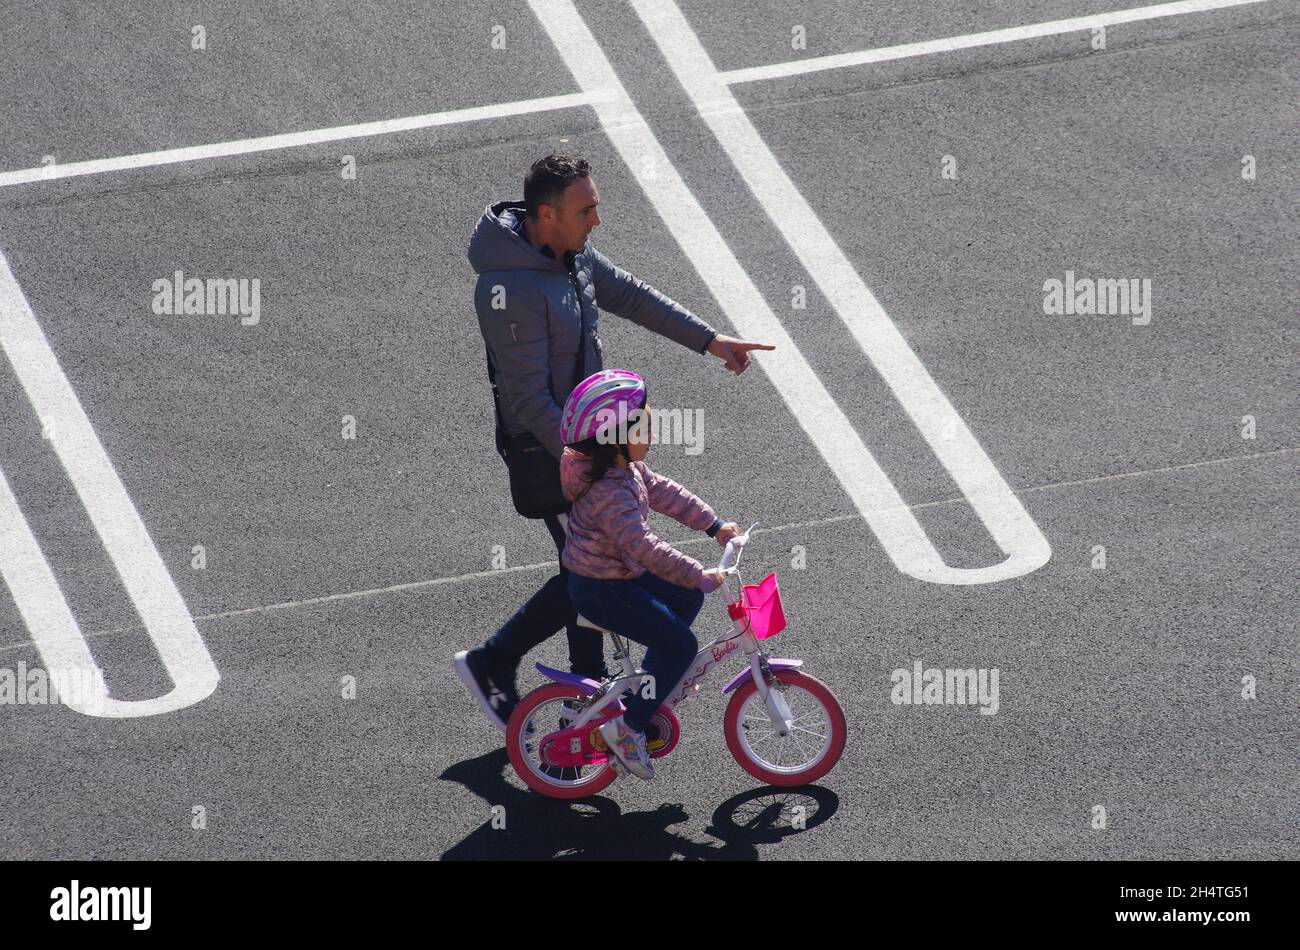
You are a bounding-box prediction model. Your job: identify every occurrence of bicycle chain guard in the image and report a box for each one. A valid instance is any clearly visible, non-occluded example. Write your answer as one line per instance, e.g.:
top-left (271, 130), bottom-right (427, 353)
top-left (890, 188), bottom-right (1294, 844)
top-left (538, 705), bottom-right (682, 768)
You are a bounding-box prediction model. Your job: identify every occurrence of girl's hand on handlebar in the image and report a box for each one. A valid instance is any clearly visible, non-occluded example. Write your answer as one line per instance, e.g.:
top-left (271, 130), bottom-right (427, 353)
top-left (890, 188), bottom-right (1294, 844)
top-left (713, 522), bottom-right (741, 546)
top-left (700, 568), bottom-right (726, 593)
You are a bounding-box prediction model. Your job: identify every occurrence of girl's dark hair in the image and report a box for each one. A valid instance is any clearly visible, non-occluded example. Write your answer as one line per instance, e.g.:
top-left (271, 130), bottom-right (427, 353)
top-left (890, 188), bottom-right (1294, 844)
top-left (524, 155), bottom-right (592, 219)
top-left (567, 389), bottom-right (648, 503)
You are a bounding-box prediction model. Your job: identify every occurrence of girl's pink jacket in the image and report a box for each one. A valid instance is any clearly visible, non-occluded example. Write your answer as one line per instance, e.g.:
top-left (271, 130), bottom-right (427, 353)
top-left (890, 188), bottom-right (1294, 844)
top-left (559, 447), bottom-right (717, 589)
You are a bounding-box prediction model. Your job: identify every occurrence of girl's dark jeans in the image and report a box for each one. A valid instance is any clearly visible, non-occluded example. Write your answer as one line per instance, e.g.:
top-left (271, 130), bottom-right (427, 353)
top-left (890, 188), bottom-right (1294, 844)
top-left (567, 569), bottom-right (704, 732)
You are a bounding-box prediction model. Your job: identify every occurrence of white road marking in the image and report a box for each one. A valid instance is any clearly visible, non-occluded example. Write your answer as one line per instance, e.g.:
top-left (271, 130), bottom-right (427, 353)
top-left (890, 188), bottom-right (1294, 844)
top-left (719, 0), bottom-right (1274, 85)
top-left (0, 1), bottom-right (1268, 189)
top-left (532, 0), bottom-right (1045, 583)
top-left (0, 0), bottom-right (1275, 680)
top-left (0, 249), bottom-right (219, 717)
top-left (0, 90), bottom-right (618, 188)
top-left (0, 1), bottom-right (1270, 193)
top-left (4, 446), bottom-right (1290, 654)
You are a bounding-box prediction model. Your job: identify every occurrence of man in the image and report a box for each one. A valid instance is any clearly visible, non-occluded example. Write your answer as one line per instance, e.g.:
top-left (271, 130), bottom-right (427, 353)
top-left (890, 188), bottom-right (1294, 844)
top-left (456, 154), bottom-right (773, 730)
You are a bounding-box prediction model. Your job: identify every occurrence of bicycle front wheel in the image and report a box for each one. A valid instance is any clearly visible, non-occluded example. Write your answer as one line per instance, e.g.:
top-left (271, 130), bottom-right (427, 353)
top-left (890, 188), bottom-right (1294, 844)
top-left (723, 670), bottom-right (846, 786)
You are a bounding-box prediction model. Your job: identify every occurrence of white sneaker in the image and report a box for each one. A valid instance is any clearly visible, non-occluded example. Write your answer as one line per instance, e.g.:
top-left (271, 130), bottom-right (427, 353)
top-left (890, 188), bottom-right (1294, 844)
top-left (599, 716), bottom-right (654, 780)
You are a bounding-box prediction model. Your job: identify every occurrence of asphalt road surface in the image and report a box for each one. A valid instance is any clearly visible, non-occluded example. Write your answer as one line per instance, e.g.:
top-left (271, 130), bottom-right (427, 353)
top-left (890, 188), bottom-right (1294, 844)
top-left (0, 0), bottom-right (1296, 860)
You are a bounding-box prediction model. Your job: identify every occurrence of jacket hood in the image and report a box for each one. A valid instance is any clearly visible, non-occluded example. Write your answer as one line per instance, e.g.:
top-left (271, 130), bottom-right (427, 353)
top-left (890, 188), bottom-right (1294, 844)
top-left (468, 200), bottom-right (572, 275)
top-left (561, 447), bottom-right (632, 501)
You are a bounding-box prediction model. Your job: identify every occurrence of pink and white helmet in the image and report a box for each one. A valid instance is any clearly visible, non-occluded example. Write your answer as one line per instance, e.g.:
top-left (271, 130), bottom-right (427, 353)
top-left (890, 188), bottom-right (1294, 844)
top-left (561, 369), bottom-right (647, 445)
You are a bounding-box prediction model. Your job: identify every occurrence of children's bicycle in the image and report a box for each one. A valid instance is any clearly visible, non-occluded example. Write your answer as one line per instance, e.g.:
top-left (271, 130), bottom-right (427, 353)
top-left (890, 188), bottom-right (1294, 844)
top-left (506, 525), bottom-right (847, 798)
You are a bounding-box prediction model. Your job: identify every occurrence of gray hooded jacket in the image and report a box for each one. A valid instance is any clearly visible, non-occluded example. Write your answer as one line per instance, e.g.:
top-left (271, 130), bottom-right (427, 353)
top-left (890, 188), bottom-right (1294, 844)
top-left (469, 200), bottom-right (717, 460)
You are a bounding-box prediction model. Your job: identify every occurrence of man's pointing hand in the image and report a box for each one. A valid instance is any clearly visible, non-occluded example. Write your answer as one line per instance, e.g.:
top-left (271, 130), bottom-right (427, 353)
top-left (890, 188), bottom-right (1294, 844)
top-left (706, 334), bottom-right (776, 375)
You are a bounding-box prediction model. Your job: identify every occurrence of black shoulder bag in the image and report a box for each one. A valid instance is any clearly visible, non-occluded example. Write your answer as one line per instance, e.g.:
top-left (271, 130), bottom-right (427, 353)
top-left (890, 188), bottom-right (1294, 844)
top-left (485, 318), bottom-right (585, 521)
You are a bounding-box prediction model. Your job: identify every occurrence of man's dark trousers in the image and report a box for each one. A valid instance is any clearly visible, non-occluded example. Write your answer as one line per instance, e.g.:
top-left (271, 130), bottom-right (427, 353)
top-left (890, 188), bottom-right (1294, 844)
top-left (484, 512), bottom-right (607, 680)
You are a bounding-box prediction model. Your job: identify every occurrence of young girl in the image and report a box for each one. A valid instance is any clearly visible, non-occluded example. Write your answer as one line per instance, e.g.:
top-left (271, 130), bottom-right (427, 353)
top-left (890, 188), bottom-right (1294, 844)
top-left (558, 369), bottom-right (737, 780)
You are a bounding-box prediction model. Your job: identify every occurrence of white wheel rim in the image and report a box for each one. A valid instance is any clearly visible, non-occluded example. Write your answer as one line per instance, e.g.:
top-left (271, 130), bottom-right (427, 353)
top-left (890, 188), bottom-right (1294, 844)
top-left (516, 696), bottom-right (612, 789)
top-left (735, 682), bottom-right (833, 775)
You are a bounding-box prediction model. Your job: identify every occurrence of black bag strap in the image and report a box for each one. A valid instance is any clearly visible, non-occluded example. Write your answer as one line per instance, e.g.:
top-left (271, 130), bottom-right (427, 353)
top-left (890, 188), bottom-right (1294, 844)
top-left (485, 343), bottom-right (510, 461)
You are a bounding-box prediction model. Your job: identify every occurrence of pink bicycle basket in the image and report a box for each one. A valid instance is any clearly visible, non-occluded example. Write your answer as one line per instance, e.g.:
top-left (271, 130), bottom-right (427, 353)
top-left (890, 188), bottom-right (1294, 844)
top-left (729, 572), bottom-right (787, 640)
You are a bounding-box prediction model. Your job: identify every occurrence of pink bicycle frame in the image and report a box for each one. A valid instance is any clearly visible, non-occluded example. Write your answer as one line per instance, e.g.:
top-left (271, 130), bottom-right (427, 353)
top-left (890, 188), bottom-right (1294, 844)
top-left (536, 525), bottom-right (802, 736)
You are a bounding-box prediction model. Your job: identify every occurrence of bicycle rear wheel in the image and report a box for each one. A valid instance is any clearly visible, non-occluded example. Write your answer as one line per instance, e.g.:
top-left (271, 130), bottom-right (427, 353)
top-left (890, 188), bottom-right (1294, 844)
top-left (506, 683), bottom-right (618, 799)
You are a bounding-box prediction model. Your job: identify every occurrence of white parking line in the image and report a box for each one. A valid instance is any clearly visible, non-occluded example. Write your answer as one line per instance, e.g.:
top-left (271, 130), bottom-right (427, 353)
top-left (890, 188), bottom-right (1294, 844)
top-left (0, 90), bottom-right (617, 188)
top-left (0, 1), bottom-right (1268, 190)
top-left (0, 249), bottom-right (220, 717)
top-left (530, 1), bottom-right (984, 586)
top-left (718, 0), bottom-right (1274, 85)
top-left (2, 446), bottom-right (1288, 654)
top-left (0, 0), bottom-right (1273, 693)
top-left (540, 0), bottom-right (1048, 583)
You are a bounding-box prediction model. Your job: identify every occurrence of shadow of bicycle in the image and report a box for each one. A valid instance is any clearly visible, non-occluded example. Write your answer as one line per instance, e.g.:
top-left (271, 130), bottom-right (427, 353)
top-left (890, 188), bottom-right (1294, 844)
top-left (439, 749), bottom-right (838, 860)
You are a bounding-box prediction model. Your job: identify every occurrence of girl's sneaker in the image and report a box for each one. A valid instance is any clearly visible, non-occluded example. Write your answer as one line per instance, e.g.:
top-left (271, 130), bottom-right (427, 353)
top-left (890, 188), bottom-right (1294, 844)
top-left (599, 716), bottom-right (654, 780)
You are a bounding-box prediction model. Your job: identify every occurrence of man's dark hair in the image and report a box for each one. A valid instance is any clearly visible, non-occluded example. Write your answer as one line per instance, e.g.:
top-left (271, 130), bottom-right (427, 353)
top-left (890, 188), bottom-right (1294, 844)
top-left (524, 155), bottom-right (592, 219)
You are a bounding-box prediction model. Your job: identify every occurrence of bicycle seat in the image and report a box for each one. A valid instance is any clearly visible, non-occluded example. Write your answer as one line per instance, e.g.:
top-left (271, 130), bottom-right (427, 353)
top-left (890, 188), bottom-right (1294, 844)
top-left (575, 614), bottom-right (617, 637)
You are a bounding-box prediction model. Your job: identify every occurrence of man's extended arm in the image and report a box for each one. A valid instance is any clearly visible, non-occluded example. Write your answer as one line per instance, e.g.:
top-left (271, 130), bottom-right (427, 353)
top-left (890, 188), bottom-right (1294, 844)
top-left (588, 245), bottom-right (717, 354)
top-left (476, 271), bottom-right (565, 460)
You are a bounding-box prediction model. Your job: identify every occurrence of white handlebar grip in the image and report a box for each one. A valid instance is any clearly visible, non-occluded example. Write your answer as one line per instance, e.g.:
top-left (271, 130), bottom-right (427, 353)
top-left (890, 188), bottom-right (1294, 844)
top-left (719, 522), bottom-right (760, 572)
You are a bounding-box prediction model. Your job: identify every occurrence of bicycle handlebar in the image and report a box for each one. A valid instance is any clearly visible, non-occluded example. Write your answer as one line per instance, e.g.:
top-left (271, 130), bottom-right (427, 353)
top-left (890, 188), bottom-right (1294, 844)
top-left (718, 522), bottom-right (760, 574)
